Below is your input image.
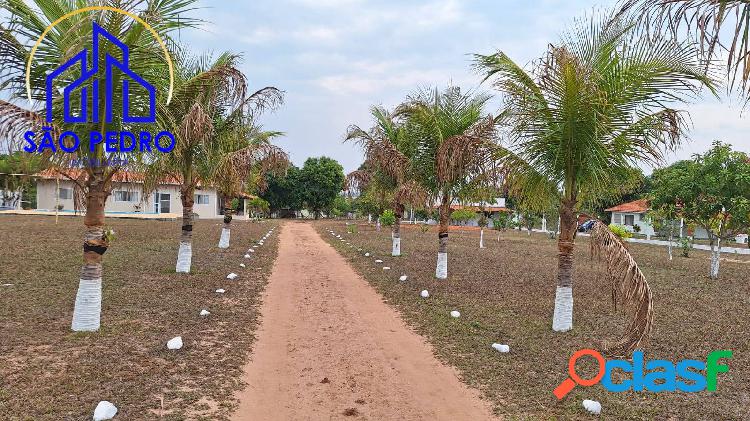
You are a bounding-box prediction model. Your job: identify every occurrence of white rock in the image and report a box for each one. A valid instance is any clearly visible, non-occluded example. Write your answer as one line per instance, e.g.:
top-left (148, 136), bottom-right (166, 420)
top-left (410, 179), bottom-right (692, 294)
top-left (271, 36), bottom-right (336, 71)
top-left (227, 273), bottom-right (238, 280)
top-left (240, 263), bottom-right (246, 268)
top-left (383, 267), bottom-right (391, 270)
top-left (248, 249), bottom-right (255, 253)
top-left (420, 290), bottom-right (429, 298)
top-left (1, 283), bottom-right (13, 287)
top-left (582, 400), bottom-right (601, 415)
top-left (93, 400), bottom-right (117, 420)
top-left (491, 343), bottom-right (510, 353)
top-left (399, 275), bottom-right (408, 281)
top-left (375, 259), bottom-right (383, 263)
top-left (215, 289), bottom-right (225, 294)
top-left (450, 310), bottom-right (461, 318)
top-left (364, 253), bottom-right (370, 257)
top-left (244, 254), bottom-right (251, 259)
top-left (166, 336), bottom-right (183, 350)
top-left (200, 309), bottom-right (210, 317)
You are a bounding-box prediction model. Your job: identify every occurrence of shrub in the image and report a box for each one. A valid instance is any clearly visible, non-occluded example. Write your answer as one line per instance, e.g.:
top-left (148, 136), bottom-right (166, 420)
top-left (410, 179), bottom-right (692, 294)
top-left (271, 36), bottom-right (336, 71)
top-left (347, 224), bottom-right (358, 234)
top-left (419, 223), bottom-right (430, 233)
top-left (379, 210), bottom-right (396, 226)
top-left (680, 237), bottom-right (692, 257)
top-left (609, 224), bottom-right (633, 240)
top-left (451, 209), bottom-right (476, 225)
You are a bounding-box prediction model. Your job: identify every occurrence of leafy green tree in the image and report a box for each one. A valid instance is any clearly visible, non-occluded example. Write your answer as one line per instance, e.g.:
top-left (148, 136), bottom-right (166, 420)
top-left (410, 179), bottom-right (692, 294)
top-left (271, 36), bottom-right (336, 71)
top-left (331, 195), bottom-right (352, 218)
top-left (651, 142), bottom-right (750, 279)
top-left (300, 157), bottom-right (344, 219)
top-left (0, 0), bottom-right (198, 332)
top-left (0, 152), bottom-right (44, 209)
top-left (247, 197), bottom-right (270, 218)
top-left (476, 11), bottom-right (714, 350)
top-left (261, 165), bottom-right (304, 215)
top-left (379, 209), bottom-right (396, 226)
top-left (450, 208), bottom-right (475, 226)
top-left (400, 86), bottom-right (497, 279)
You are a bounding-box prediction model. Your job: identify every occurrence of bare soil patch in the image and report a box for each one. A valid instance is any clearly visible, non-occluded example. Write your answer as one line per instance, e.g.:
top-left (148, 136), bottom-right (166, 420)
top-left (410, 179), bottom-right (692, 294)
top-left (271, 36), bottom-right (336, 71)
top-left (232, 222), bottom-right (496, 421)
top-left (317, 221), bottom-right (750, 420)
top-left (0, 215), bottom-right (279, 420)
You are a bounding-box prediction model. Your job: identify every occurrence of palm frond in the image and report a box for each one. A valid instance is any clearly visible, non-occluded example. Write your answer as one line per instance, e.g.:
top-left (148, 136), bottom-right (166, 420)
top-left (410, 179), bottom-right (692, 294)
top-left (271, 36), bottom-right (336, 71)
top-left (590, 221), bottom-right (654, 356)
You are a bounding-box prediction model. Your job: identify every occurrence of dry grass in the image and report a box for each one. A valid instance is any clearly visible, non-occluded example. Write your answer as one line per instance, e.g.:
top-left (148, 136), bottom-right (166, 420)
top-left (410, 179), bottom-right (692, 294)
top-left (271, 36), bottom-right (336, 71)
top-left (0, 215), bottom-right (278, 420)
top-left (317, 221), bottom-right (750, 420)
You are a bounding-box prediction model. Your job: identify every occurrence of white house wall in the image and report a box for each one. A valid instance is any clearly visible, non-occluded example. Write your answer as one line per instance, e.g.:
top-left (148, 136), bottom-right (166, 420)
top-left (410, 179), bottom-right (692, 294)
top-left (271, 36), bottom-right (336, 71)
top-left (36, 180), bottom-right (222, 219)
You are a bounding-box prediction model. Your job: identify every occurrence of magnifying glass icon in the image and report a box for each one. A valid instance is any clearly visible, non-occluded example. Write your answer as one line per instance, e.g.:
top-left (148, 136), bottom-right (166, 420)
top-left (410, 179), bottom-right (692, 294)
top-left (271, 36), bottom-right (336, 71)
top-left (553, 349), bottom-right (606, 400)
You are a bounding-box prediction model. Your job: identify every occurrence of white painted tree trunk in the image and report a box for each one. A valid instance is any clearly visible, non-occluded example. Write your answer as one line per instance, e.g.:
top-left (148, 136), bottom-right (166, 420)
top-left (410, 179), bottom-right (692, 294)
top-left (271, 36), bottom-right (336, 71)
top-left (552, 286), bottom-right (573, 332)
top-left (176, 242), bottom-right (192, 273)
top-left (680, 218), bottom-right (684, 238)
top-left (376, 220), bottom-right (381, 231)
top-left (435, 252), bottom-right (448, 279)
top-left (392, 237), bottom-right (401, 256)
top-left (71, 278), bottom-right (102, 332)
top-left (541, 216), bottom-right (547, 232)
top-left (479, 229), bottom-right (485, 248)
top-left (668, 225), bottom-right (673, 261)
top-left (710, 238), bottom-right (721, 280)
top-left (218, 227), bottom-right (230, 249)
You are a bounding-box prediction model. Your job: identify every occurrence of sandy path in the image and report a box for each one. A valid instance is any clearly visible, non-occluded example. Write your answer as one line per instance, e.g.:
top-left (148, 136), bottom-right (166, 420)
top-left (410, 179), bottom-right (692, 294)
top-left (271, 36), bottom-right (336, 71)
top-left (232, 222), bottom-right (496, 421)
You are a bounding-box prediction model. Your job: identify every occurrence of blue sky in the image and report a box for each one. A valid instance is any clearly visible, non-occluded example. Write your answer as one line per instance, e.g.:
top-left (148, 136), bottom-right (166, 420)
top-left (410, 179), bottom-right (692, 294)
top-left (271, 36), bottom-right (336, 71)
top-left (181, 0), bottom-right (749, 173)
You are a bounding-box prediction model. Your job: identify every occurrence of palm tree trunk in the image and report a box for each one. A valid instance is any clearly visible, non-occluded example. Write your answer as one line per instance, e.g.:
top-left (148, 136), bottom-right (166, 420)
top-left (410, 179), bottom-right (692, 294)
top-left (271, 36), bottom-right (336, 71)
top-left (552, 198), bottom-right (576, 332)
top-left (479, 228), bottom-right (485, 248)
top-left (435, 196), bottom-right (450, 279)
top-left (71, 174), bottom-right (108, 332)
top-left (219, 196), bottom-right (232, 249)
top-left (392, 203), bottom-right (404, 256)
top-left (176, 186), bottom-right (194, 273)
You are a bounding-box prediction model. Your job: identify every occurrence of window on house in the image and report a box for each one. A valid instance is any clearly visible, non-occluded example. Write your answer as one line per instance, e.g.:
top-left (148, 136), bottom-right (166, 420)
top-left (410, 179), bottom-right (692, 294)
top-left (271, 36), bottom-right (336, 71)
top-left (194, 194), bottom-right (210, 205)
top-left (113, 190), bottom-right (138, 202)
top-left (613, 213), bottom-right (622, 224)
top-left (58, 188), bottom-right (72, 200)
top-left (624, 214), bottom-right (635, 226)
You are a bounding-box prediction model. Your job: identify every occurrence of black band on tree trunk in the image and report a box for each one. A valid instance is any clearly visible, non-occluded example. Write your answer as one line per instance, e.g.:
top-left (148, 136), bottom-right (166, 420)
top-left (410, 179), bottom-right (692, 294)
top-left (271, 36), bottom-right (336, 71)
top-left (83, 243), bottom-right (108, 255)
top-left (439, 232), bottom-right (449, 239)
top-left (182, 225), bottom-right (193, 232)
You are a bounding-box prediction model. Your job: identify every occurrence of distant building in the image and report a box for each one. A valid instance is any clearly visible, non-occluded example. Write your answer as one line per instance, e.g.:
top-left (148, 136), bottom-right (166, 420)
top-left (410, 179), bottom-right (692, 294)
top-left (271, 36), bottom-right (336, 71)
top-left (34, 169), bottom-right (254, 219)
top-left (605, 199), bottom-right (655, 237)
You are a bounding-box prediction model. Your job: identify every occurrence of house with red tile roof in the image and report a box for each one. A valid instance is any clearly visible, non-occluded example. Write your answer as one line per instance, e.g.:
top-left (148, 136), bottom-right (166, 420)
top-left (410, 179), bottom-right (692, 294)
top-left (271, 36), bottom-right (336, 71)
top-left (34, 169), bottom-right (255, 219)
top-left (605, 199), bottom-right (655, 237)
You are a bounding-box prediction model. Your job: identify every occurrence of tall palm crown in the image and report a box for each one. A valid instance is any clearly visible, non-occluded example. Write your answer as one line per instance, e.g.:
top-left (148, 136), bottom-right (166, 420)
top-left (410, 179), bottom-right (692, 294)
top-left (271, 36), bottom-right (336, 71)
top-left (475, 12), bottom-right (715, 352)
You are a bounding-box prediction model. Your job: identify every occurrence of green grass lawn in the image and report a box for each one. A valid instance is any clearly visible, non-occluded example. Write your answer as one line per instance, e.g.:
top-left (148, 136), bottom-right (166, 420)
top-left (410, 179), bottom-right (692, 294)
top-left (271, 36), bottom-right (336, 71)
top-left (0, 215), bottom-right (278, 420)
top-left (317, 221), bottom-right (750, 420)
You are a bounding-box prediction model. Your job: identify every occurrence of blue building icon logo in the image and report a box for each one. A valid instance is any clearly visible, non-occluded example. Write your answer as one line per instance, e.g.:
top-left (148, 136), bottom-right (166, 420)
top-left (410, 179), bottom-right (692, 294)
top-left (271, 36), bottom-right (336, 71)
top-left (45, 22), bottom-right (156, 124)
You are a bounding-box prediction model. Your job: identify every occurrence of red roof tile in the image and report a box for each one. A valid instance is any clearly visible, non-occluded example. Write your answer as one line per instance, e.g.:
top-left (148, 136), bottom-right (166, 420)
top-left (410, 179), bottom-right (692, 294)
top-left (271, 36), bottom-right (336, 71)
top-left (605, 199), bottom-right (650, 213)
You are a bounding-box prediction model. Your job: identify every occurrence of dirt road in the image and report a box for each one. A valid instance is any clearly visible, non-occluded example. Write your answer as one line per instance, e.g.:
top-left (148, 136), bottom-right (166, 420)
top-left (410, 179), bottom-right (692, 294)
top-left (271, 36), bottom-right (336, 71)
top-left (232, 222), bottom-right (496, 421)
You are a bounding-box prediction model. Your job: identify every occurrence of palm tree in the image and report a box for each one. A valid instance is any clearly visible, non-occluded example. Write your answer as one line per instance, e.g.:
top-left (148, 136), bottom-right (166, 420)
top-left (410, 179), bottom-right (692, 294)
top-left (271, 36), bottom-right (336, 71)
top-left (0, 0), bottom-right (198, 331)
top-left (144, 52), bottom-right (280, 270)
top-left (475, 12), bottom-right (715, 337)
top-left (400, 86), bottom-right (497, 279)
top-left (202, 103), bottom-right (288, 249)
top-left (345, 106), bottom-right (426, 256)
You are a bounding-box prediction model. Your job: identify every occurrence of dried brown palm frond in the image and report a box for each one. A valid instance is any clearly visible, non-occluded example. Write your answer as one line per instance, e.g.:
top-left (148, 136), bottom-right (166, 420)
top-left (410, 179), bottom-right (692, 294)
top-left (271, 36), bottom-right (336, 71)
top-left (394, 179), bottom-right (429, 208)
top-left (244, 87), bottom-right (284, 118)
top-left (590, 221), bottom-right (654, 356)
top-left (0, 100), bottom-right (59, 148)
top-left (436, 115), bottom-right (497, 185)
top-left (216, 141), bottom-right (289, 196)
top-left (178, 100), bottom-right (213, 151)
top-left (345, 123), bottom-right (409, 183)
top-left (345, 169), bottom-right (372, 194)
